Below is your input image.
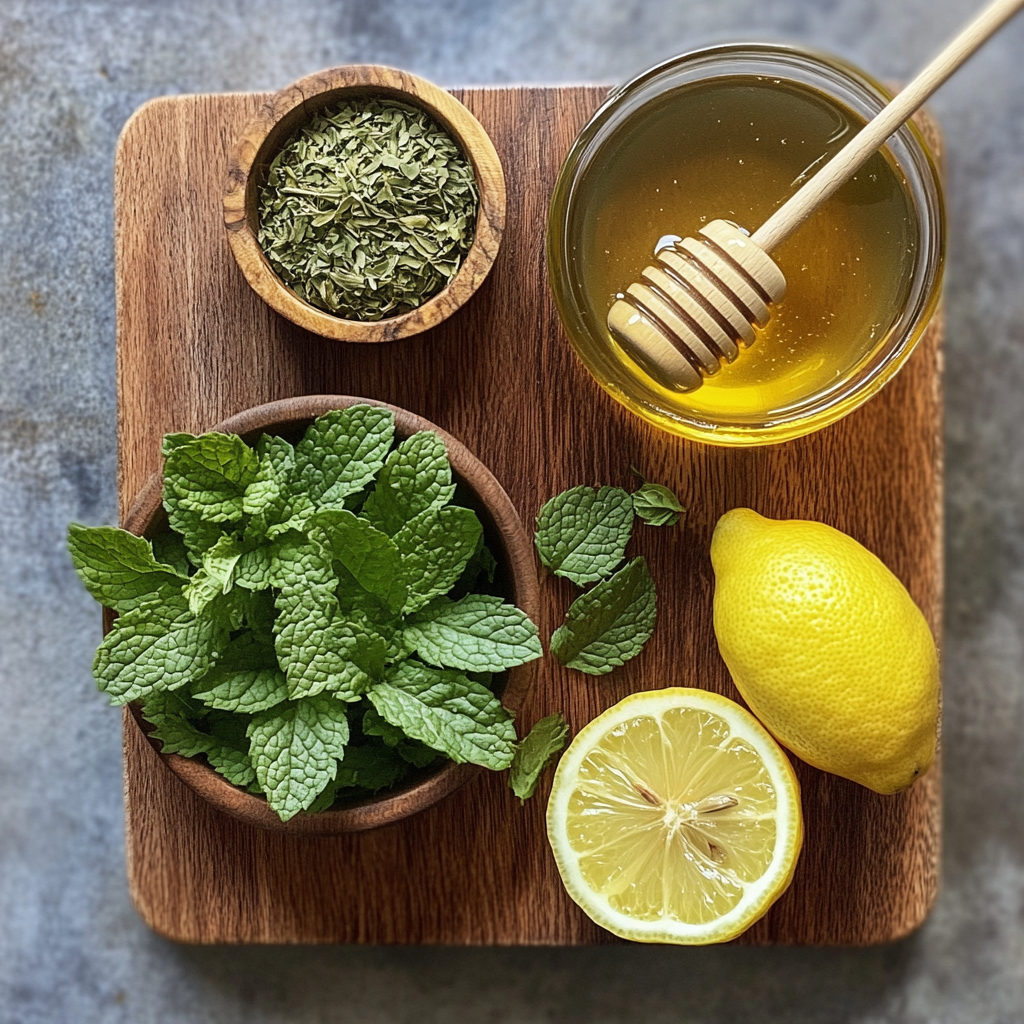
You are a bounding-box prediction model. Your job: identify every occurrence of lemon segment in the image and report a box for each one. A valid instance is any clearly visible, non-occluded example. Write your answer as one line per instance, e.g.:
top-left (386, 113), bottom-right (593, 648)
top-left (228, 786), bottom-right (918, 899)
top-left (547, 688), bottom-right (803, 944)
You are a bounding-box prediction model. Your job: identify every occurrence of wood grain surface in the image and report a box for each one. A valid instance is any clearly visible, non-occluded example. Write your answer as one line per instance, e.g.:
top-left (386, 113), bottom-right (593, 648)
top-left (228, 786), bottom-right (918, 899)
top-left (113, 85), bottom-right (943, 945)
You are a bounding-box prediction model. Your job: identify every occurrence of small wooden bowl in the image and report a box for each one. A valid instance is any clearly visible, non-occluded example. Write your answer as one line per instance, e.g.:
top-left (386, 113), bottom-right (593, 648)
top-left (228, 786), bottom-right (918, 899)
top-left (120, 396), bottom-right (539, 833)
top-left (223, 66), bottom-right (506, 343)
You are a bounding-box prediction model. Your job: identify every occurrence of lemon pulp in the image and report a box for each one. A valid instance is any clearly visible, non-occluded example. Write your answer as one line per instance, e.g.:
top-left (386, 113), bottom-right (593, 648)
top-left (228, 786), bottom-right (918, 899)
top-left (548, 688), bottom-right (803, 944)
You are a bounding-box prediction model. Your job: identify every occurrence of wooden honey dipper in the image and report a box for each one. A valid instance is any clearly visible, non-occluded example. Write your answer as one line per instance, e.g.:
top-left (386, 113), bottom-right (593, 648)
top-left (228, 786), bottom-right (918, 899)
top-left (608, 0), bottom-right (1024, 392)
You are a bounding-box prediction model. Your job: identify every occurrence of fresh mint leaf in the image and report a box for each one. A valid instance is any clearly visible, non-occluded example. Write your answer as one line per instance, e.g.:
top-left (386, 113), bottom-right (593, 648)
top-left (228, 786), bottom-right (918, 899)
top-left (192, 668), bottom-right (289, 714)
top-left (162, 432), bottom-right (259, 523)
top-left (165, 505), bottom-right (227, 566)
top-left (368, 660), bottom-right (516, 769)
top-left (362, 706), bottom-right (405, 747)
top-left (402, 594), bottom-right (541, 672)
top-left (311, 509), bottom-right (407, 614)
top-left (183, 534), bottom-right (244, 614)
top-left (67, 524), bottom-right (187, 612)
top-left (632, 480), bottom-right (686, 527)
top-left (273, 586), bottom-right (383, 700)
top-left (247, 696), bottom-right (351, 820)
top-left (94, 590), bottom-right (221, 704)
top-left (361, 431), bottom-right (456, 536)
top-left (508, 713), bottom-right (569, 801)
top-left (550, 557), bottom-right (656, 675)
top-left (393, 506), bottom-right (482, 614)
top-left (243, 434), bottom-right (295, 518)
top-left (268, 533), bottom-right (335, 590)
top-left (151, 532), bottom-right (190, 577)
top-left (140, 691), bottom-right (256, 788)
top-left (234, 544), bottom-right (273, 590)
top-left (295, 406), bottom-right (395, 505)
top-left (535, 485), bottom-right (634, 585)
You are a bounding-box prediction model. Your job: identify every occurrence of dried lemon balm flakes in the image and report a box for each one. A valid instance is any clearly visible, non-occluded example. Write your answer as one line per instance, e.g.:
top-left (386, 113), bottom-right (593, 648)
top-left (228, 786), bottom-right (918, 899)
top-left (547, 688), bottom-right (803, 944)
top-left (257, 97), bottom-right (479, 321)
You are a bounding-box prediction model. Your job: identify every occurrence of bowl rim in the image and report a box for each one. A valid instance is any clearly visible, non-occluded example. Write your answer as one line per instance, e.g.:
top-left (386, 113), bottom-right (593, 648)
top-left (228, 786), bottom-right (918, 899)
top-left (223, 64), bottom-right (506, 343)
top-left (119, 395), bottom-right (540, 834)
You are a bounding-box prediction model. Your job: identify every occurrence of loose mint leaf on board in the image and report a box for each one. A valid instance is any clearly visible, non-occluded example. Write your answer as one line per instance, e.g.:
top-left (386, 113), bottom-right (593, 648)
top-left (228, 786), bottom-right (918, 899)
top-left (142, 691), bottom-right (256, 788)
top-left (247, 696), bottom-right (351, 821)
top-left (632, 480), bottom-right (686, 528)
top-left (534, 485), bottom-right (635, 585)
top-left (94, 590), bottom-right (221, 704)
top-left (508, 714), bottom-right (569, 802)
top-left (311, 509), bottom-right (407, 614)
top-left (393, 506), bottom-right (482, 614)
top-left (550, 557), bottom-right (657, 675)
top-left (361, 431), bottom-right (456, 536)
top-left (295, 406), bottom-right (395, 505)
top-left (368, 660), bottom-right (516, 769)
top-left (67, 523), bottom-right (187, 613)
top-left (162, 432), bottom-right (259, 524)
top-left (402, 594), bottom-right (542, 672)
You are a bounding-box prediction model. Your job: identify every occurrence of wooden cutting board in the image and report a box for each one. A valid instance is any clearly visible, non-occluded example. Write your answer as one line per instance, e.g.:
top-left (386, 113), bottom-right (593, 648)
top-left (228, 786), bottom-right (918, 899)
top-left (113, 86), bottom-right (942, 945)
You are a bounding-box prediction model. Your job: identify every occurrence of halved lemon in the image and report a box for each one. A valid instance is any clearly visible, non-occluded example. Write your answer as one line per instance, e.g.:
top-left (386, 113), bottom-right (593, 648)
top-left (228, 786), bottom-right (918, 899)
top-left (546, 687), bottom-right (803, 944)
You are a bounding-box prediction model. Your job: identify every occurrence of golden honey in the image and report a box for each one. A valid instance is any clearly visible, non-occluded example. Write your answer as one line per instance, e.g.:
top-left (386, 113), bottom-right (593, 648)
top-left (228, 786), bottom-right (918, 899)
top-left (548, 46), bottom-right (944, 445)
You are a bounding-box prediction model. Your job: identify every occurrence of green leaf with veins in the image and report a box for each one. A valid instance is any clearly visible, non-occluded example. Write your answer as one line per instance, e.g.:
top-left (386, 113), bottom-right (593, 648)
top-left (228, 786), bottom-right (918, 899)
top-left (67, 524), bottom-right (187, 613)
top-left (632, 479), bottom-right (686, 527)
top-left (140, 691), bottom-right (256, 788)
top-left (165, 504), bottom-right (227, 566)
top-left (192, 668), bottom-right (290, 714)
top-left (234, 544), bottom-right (273, 590)
top-left (243, 434), bottom-right (295, 518)
top-left (311, 508), bottom-right (407, 613)
top-left (183, 534), bottom-right (244, 613)
top-left (273, 585), bottom-right (383, 700)
top-left (247, 696), bottom-right (351, 820)
top-left (534, 485), bottom-right (635, 585)
top-left (402, 594), bottom-right (541, 672)
top-left (368, 660), bottom-right (516, 769)
top-left (508, 714), bottom-right (569, 801)
top-left (192, 632), bottom-right (288, 713)
top-left (151, 532), bottom-right (190, 577)
top-left (162, 432), bottom-right (259, 523)
top-left (268, 533), bottom-right (335, 590)
top-left (361, 431), bottom-right (456, 536)
top-left (550, 557), bottom-right (656, 675)
top-left (295, 406), bottom-right (395, 505)
top-left (94, 590), bottom-right (221, 704)
top-left (393, 505), bottom-right (482, 614)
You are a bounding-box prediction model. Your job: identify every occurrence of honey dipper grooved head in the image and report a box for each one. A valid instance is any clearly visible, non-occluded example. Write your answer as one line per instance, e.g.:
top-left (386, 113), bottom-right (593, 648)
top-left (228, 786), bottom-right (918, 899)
top-left (606, 219), bottom-right (787, 393)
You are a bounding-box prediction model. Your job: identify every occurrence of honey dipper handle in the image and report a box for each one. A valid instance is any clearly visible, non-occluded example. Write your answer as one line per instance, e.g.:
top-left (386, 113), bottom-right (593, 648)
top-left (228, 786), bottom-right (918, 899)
top-left (751, 0), bottom-right (1024, 253)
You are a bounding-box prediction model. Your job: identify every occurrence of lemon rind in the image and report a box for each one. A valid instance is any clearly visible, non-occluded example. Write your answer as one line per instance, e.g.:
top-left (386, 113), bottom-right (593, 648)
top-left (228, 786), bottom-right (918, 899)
top-left (546, 687), bottom-right (804, 945)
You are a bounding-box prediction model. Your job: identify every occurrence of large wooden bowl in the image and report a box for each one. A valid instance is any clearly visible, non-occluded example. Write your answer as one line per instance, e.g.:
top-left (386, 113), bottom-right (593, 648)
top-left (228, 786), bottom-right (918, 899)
top-left (119, 396), bottom-right (539, 834)
top-left (223, 65), bottom-right (506, 343)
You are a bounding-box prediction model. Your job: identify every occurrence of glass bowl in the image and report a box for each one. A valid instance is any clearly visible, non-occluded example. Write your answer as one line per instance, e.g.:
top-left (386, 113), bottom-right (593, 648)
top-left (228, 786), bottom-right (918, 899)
top-left (547, 43), bottom-right (945, 446)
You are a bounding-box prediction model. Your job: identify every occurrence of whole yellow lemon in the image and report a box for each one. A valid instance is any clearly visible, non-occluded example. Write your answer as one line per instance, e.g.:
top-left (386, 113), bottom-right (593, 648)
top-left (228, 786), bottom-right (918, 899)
top-left (711, 508), bottom-right (939, 795)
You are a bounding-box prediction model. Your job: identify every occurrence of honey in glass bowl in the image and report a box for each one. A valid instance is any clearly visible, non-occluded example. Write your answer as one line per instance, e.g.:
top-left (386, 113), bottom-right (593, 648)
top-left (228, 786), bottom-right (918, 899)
top-left (547, 44), bottom-right (944, 446)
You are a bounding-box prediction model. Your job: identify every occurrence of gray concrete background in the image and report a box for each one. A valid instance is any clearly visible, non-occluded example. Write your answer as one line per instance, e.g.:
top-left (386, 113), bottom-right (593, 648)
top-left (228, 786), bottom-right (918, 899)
top-left (2, 0), bottom-right (1023, 1021)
